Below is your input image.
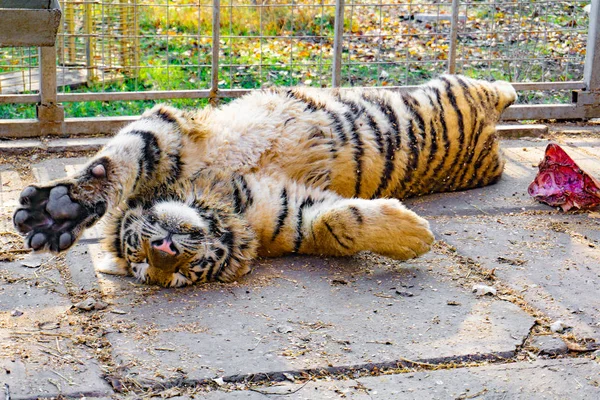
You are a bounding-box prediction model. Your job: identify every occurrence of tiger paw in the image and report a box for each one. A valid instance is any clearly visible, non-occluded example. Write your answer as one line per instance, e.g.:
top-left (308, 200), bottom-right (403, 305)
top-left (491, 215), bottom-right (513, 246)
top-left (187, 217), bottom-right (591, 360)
top-left (373, 200), bottom-right (434, 260)
top-left (312, 199), bottom-right (434, 260)
top-left (13, 183), bottom-right (107, 252)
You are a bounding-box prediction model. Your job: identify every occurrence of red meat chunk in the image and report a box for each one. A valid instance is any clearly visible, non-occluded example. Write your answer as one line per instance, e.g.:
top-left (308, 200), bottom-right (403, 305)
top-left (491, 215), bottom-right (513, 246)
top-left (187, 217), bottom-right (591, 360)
top-left (528, 143), bottom-right (600, 211)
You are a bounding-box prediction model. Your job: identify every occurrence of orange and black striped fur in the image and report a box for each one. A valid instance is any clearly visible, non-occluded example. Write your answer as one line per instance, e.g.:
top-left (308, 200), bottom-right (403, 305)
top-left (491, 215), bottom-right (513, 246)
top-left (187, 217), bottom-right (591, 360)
top-left (14, 75), bottom-right (517, 287)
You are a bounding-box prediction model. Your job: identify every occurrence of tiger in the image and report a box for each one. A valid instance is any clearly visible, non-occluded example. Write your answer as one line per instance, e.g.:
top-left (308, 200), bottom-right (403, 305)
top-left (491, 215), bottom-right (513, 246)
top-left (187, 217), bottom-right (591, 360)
top-left (13, 74), bottom-right (517, 287)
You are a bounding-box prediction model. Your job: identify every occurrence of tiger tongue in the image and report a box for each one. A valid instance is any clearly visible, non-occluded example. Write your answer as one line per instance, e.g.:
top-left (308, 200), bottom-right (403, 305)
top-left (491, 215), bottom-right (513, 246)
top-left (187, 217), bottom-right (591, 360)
top-left (528, 143), bottom-right (600, 211)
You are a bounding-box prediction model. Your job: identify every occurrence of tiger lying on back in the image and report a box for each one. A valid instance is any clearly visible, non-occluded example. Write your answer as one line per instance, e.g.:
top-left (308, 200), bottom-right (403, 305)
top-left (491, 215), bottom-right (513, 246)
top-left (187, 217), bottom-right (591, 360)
top-left (13, 75), bottom-right (517, 287)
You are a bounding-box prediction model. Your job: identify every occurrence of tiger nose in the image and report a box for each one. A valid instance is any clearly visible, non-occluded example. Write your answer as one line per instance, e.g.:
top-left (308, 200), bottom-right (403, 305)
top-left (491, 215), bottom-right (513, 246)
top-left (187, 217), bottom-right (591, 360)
top-left (151, 237), bottom-right (179, 256)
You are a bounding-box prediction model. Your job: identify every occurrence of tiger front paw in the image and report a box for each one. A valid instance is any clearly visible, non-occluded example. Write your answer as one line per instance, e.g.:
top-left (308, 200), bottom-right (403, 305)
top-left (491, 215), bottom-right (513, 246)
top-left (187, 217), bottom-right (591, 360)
top-left (13, 180), bottom-right (107, 253)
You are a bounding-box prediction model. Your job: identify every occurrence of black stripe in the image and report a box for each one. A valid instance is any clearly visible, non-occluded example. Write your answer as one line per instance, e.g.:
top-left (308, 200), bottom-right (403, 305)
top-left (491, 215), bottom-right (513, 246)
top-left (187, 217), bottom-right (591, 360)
top-left (402, 94), bottom-right (426, 137)
top-left (210, 231), bottom-right (234, 282)
top-left (287, 89), bottom-right (347, 144)
top-left (429, 85), bottom-right (452, 193)
top-left (362, 94), bottom-right (399, 198)
top-left (168, 152), bottom-right (183, 184)
top-left (372, 133), bottom-right (396, 198)
top-left (338, 99), bottom-right (366, 198)
top-left (400, 95), bottom-right (423, 193)
top-left (474, 154), bottom-right (501, 188)
top-left (129, 130), bottom-right (161, 183)
top-left (271, 188), bottom-right (289, 241)
top-left (232, 183), bottom-right (243, 214)
top-left (113, 213), bottom-right (125, 259)
top-left (423, 94), bottom-right (439, 190)
top-left (365, 113), bottom-right (385, 153)
top-left (286, 89), bottom-right (318, 112)
top-left (239, 176), bottom-right (253, 210)
top-left (231, 175), bottom-right (253, 214)
top-left (349, 206), bottom-right (364, 224)
top-left (451, 76), bottom-right (481, 189)
top-left (362, 93), bottom-right (401, 150)
top-left (467, 135), bottom-right (496, 188)
top-left (324, 221), bottom-right (350, 249)
top-left (153, 107), bottom-right (178, 124)
top-left (293, 197), bottom-right (314, 252)
top-left (441, 78), bottom-right (465, 166)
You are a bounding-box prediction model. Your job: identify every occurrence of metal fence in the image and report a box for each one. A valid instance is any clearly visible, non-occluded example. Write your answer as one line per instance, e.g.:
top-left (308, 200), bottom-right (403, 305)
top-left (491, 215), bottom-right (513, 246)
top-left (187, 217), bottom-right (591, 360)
top-left (0, 0), bottom-right (599, 138)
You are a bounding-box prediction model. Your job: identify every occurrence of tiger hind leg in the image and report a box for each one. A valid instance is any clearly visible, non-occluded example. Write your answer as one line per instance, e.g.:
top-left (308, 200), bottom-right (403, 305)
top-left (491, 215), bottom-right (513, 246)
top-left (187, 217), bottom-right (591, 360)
top-left (303, 198), bottom-right (434, 260)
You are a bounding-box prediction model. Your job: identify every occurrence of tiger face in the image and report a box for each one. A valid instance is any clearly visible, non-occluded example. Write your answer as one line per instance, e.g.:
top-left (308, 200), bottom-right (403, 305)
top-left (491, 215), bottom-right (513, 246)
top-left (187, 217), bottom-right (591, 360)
top-left (117, 198), bottom-right (258, 287)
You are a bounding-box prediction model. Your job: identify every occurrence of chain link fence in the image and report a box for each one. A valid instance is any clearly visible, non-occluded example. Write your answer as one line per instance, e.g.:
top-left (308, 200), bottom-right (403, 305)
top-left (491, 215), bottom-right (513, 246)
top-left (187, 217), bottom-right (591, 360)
top-left (0, 0), bottom-right (597, 135)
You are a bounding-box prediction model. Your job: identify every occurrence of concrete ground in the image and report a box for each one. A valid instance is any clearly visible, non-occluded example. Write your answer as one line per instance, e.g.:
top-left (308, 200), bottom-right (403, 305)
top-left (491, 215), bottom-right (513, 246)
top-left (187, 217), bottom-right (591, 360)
top-left (0, 131), bottom-right (599, 399)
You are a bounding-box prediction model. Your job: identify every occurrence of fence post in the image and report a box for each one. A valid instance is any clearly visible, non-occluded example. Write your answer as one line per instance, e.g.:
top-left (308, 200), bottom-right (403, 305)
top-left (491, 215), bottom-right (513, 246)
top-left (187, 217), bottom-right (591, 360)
top-left (447, 0), bottom-right (460, 74)
top-left (37, 46), bottom-right (65, 135)
top-left (575, 0), bottom-right (600, 118)
top-left (209, 0), bottom-right (221, 106)
top-left (332, 0), bottom-right (345, 87)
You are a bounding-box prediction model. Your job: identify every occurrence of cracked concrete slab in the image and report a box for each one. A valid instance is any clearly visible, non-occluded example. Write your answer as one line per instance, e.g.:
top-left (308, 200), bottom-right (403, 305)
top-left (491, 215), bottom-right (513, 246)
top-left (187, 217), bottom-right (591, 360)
top-left (200, 358), bottom-right (600, 399)
top-left (88, 250), bottom-right (534, 386)
top-left (430, 213), bottom-right (600, 340)
top-left (0, 260), bottom-right (113, 399)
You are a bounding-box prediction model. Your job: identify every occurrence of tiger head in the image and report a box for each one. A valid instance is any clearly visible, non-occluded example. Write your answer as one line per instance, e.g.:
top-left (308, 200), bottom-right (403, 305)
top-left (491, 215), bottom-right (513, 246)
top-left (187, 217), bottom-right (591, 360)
top-left (117, 198), bottom-right (258, 287)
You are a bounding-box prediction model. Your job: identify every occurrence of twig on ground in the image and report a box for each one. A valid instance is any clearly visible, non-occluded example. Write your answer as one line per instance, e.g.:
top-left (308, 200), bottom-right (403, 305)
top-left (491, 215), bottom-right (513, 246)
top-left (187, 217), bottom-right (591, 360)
top-left (248, 379), bottom-right (311, 396)
top-left (248, 337), bottom-right (264, 351)
top-left (51, 370), bottom-right (76, 386)
top-left (47, 378), bottom-right (61, 393)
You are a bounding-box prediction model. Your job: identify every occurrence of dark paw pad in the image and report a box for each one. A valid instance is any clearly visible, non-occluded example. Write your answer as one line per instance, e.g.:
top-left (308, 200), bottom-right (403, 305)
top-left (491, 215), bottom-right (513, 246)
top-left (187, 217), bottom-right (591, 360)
top-left (14, 184), bottom-right (103, 253)
top-left (47, 186), bottom-right (83, 220)
top-left (29, 232), bottom-right (47, 250)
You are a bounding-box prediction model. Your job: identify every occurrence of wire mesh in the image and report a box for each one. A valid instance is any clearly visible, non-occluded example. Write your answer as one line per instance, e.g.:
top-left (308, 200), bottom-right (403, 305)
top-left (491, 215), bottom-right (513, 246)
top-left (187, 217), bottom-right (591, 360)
top-left (0, 0), bottom-right (593, 117)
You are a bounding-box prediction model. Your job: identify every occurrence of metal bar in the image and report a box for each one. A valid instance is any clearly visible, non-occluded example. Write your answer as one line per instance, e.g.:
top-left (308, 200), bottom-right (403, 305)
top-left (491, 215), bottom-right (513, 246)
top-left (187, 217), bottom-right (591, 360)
top-left (39, 46), bottom-right (57, 105)
top-left (0, 119), bottom-right (41, 138)
top-left (209, 0), bottom-right (221, 104)
top-left (37, 45), bottom-right (64, 135)
top-left (57, 88), bottom-right (249, 102)
top-left (0, 116), bottom-right (136, 138)
top-left (509, 81), bottom-right (586, 91)
top-left (447, 0), bottom-right (460, 74)
top-left (84, 0), bottom-right (95, 83)
top-left (49, 81), bottom-right (585, 104)
top-left (584, 0), bottom-right (600, 91)
top-left (0, 94), bottom-right (41, 104)
top-left (332, 0), bottom-right (345, 87)
top-left (2, 103), bottom-right (592, 139)
top-left (501, 104), bottom-right (586, 121)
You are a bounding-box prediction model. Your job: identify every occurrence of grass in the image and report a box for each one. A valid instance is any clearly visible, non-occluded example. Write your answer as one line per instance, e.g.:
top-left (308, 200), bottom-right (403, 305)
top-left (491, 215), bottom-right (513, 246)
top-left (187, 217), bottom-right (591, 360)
top-left (0, 0), bottom-right (590, 119)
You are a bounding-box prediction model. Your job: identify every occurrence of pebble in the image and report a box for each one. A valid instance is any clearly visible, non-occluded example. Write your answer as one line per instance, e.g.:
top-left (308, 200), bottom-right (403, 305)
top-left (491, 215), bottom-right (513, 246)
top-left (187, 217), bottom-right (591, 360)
top-left (10, 310), bottom-right (23, 317)
top-left (550, 320), bottom-right (569, 333)
top-left (277, 325), bottom-right (294, 334)
top-left (472, 284), bottom-right (497, 296)
top-left (75, 297), bottom-right (108, 311)
top-left (20, 253), bottom-right (45, 268)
